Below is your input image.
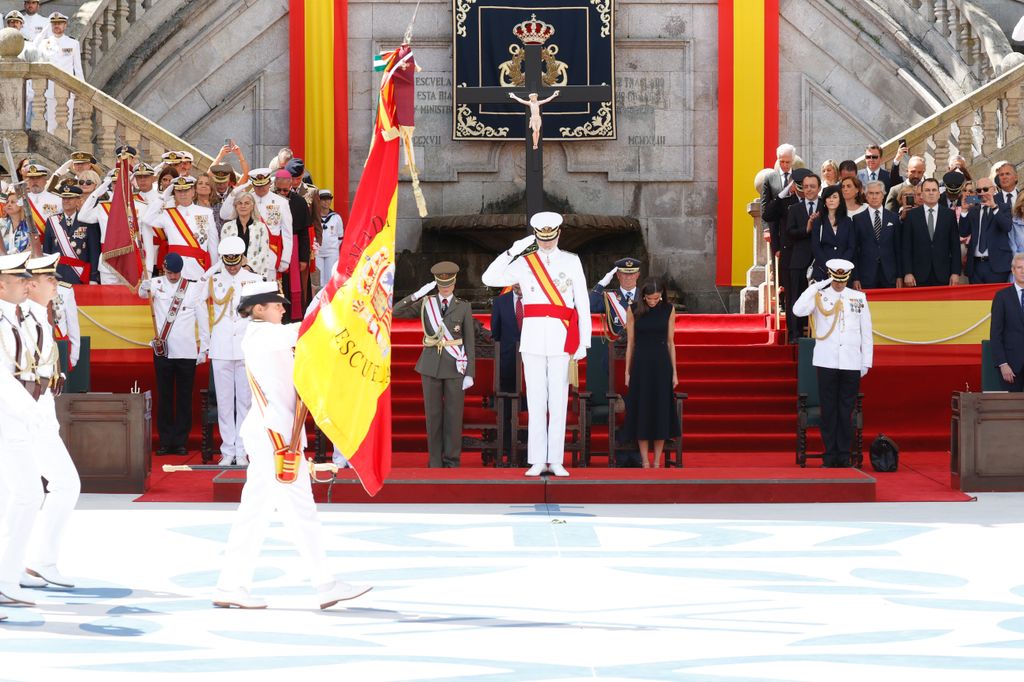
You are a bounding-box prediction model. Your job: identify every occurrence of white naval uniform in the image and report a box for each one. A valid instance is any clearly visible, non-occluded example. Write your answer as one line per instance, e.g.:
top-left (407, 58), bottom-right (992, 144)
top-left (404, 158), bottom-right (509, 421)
top-left (0, 299), bottom-right (44, 591)
top-left (216, 321), bottom-right (334, 594)
top-left (20, 13), bottom-right (47, 42)
top-left (54, 282), bottom-right (80, 366)
top-left (140, 276), bottom-right (210, 359)
top-left (220, 189), bottom-right (292, 272)
top-left (34, 33), bottom-right (83, 134)
top-left (792, 279), bottom-right (874, 371)
top-left (27, 189), bottom-right (61, 226)
top-left (482, 245), bottom-right (591, 465)
top-left (143, 195), bottom-right (218, 282)
top-left (316, 211), bottom-right (343, 284)
top-left (204, 265), bottom-right (263, 460)
top-left (19, 299), bottom-right (81, 572)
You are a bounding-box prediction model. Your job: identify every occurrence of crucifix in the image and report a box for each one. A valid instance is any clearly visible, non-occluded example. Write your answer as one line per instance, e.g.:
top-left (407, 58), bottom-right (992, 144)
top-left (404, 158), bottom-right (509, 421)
top-left (455, 15), bottom-right (612, 218)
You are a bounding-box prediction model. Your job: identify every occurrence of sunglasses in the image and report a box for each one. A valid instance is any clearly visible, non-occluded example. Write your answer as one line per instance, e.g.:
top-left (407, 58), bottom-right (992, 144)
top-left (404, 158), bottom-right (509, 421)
top-left (864, 155), bottom-right (879, 160)
top-left (976, 186), bottom-right (993, 193)
top-left (274, 187), bottom-right (290, 194)
top-left (76, 179), bottom-right (95, 186)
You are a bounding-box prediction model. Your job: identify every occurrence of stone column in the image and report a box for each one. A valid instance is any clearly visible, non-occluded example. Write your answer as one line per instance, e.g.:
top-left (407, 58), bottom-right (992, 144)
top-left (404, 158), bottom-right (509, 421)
top-left (0, 28), bottom-right (26, 131)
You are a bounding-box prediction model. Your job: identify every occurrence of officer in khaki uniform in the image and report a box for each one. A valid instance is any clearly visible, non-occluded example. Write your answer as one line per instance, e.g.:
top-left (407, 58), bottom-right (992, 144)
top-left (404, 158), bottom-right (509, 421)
top-left (394, 262), bottom-right (476, 468)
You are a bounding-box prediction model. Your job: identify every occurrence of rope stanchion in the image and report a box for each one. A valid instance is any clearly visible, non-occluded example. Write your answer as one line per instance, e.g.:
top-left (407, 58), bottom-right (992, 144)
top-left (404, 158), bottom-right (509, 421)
top-left (872, 313), bottom-right (991, 345)
top-left (77, 307), bottom-right (152, 347)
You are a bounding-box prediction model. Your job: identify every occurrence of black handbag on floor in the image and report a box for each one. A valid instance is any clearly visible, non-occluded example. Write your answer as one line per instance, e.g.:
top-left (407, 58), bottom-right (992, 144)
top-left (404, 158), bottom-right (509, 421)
top-left (869, 434), bottom-right (899, 472)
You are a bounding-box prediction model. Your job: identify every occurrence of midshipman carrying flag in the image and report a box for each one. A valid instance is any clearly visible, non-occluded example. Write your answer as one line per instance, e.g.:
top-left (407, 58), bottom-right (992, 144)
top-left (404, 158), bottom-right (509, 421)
top-left (100, 152), bottom-right (145, 291)
top-left (295, 37), bottom-right (425, 496)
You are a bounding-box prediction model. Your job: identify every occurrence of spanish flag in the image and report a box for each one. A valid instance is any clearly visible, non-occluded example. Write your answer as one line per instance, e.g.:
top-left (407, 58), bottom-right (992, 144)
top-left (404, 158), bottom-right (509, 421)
top-left (293, 50), bottom-right (408, 497)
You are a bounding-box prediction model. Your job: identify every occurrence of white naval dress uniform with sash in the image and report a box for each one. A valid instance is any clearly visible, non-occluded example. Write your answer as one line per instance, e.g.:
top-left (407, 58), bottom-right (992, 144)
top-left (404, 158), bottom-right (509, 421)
top-left (482, 216), bottom-right (591, 472)
top-left (26, 188), bottom-right (61, 230)
top-left (216, 290), bottom-right (337, 604)
top-left (204, 253), bottom-right (263, 464)
top-left (54, 281), bottom-right (80, 367)
top-left (142, 183), bottom-right (218, 281)
top-left (79, 175), bottom-right (148, 284)
top-left (0, 271), bottom-right (46, 602)
top-left (34, 31), bottom-right (83, 134)
top-left (792, 259), bottom-right (874, 467)
top-left (18, 263), bottom-right (81, 584)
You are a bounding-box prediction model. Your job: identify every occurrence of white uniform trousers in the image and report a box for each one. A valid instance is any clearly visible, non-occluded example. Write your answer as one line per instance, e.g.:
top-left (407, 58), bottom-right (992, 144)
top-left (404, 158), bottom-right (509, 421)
top-left (315, 249), bottom-right (338, 290)
top-left (0, 417), bottom-right (44, 585)
top-left (26, 393), bottom-right (81, 568)
top-left (212, 359), bottom-right (251, 459)
top-left (521, 352), bottom-right (570, 465)
top-left (216, 422), bottom-right (333, 593)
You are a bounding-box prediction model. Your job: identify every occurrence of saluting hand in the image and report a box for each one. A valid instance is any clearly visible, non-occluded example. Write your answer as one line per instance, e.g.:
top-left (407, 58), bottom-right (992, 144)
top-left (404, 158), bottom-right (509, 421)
top-left (411, 280), bottom-right (437, 301)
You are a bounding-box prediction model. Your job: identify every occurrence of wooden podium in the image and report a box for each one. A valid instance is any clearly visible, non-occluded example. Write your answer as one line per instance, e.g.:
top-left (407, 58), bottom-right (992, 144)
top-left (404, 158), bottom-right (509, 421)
top-left (55, 392), bottom-right (152, 493)
top-left (951, 391), bottom-right (1024, 491)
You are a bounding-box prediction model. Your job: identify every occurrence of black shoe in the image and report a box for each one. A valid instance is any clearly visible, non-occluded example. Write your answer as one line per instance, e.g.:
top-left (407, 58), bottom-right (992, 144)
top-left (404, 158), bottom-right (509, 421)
top-left (173, 447), bottom-right (187, 455)
top-left (156, 447), bottom-right (172, 456)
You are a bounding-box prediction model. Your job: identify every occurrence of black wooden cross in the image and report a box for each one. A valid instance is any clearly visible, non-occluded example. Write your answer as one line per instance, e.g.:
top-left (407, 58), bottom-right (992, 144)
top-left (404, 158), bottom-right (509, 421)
top-left (456, 43), bottom-right (611, 218)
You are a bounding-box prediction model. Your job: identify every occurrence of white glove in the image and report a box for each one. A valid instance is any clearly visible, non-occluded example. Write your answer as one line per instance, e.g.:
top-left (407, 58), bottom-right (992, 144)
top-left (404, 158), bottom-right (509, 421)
top-left (88, 281), bottom-right (98, 286)
top-left (860, 366), bottom-right (869, 378)
top-left (278, 261), bottom-right (290, 272)
top-left (196, 351), bottom-right (208, 365)
top-left (572, 346), bottom-right (588, 361)
top-left (598, 267), bottom-right (618, 288)
top-left (462, 375), bottom-right (474, 391)
top-left (510, 235), bottom-right (536, 254)
top-left (139, 279), bottom-right (151, 293)
top-left (411, 280), bottom-right (437, 301)
top-left (816, 278), bottom-right (834, 290)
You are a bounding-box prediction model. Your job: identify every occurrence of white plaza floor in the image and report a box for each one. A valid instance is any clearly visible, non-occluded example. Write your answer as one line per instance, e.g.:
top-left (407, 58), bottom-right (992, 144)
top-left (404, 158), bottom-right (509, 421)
top-left (3, 494), bottom-right (1024, 681)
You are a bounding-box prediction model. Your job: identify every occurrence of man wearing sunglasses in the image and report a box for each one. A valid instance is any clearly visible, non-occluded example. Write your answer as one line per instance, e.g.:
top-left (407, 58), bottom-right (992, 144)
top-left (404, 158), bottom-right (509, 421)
top-left (857, 143), bottom-right (905, 195)
top-left (958, 177), bottom-right (1013, 284)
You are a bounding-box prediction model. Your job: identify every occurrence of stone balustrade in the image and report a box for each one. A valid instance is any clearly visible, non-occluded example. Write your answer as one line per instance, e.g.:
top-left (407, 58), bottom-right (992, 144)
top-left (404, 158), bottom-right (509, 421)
top-left (904, 0), bottom-right (1017, 81)
top-left (856, 61), bottom-right (1024, 179)
top-left (0, 58), bottom-right (213, 171)
top-left (80, 0), bottom-right (155, 79)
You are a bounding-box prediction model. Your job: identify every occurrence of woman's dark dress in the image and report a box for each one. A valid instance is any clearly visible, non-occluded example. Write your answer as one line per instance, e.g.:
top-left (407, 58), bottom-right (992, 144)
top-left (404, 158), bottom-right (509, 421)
top-left (622, 301), bottom-right (681, 441)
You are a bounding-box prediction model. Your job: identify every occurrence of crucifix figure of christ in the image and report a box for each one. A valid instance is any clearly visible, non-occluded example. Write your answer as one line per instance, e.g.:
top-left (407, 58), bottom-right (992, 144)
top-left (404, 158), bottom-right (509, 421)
top-left (455, 19), bottom-right (612, 217)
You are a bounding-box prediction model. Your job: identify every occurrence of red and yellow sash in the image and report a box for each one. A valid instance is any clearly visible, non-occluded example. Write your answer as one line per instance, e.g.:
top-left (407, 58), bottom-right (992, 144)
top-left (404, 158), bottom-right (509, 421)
top-left (522, 252), bottom-right (580, 354)
top-left (26, 196), bottom-right (47, 236)
top-left (165, 207), bottom-right (209, 269)
top-left (268, 232), bottom-right (283, 270)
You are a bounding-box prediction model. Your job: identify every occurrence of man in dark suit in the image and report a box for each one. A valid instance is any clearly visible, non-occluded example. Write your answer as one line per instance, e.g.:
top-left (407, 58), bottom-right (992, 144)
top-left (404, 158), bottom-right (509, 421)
top-left (394, 262), bottom-right (476, 468)
top-left (989, 254), bottom-right (1024, 391)
top-left (853, 180), bottom-right (902, 289)
top-left (959, 175), bottom-right (1013, 284)
top-left (784, 171), bottom-right (820, 343)
top-left (993, 160), bottom-right (1019, 212)
top-left (42, 185), bottom-right (100, 285)
top-left (901, 178), bottom-right (962, 287)
top-left (857, 142), bottom-right (906, 195)
top-left (490, 284), bottom-right (523, 464)
top-left (759, 143), bottom-right (797, 258)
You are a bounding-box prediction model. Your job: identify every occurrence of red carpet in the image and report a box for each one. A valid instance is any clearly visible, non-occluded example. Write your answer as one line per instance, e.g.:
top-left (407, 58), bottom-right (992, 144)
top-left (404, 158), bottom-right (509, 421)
top-left (105, 312), bottom-right (974, 504)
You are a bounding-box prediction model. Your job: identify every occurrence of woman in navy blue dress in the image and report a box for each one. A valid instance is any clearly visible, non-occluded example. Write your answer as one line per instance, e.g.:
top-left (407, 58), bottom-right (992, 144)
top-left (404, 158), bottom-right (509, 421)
top-left (810, 184), bottom-right (855, 281)
top-left (622, 277), bottom-right (680, 468)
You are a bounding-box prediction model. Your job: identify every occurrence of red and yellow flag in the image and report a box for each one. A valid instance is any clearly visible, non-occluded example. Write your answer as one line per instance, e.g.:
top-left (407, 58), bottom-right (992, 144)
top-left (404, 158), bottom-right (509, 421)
top-left (293, 50), bottom-right (407, 497)
top-left (100, 156), bottom-right (145, 291)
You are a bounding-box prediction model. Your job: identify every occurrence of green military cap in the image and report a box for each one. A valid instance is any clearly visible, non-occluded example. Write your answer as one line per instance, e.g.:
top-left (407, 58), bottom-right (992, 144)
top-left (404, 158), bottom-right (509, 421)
top-left (431, 261), bottom-right (459, 286)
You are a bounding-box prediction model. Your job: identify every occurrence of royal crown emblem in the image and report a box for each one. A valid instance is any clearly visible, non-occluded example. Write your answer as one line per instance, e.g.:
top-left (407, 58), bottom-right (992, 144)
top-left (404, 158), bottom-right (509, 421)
top-left (513, 14), bottom-right (555, 45)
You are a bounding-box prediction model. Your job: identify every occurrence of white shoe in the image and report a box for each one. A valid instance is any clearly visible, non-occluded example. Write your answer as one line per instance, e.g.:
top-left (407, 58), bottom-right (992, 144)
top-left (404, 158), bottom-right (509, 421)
top-left (19, 572), bottom-right (48, 589)
top-left (27, 565), bottom-right (75, 588)
top-left (525, 463), bottom-right (548, 477)
top-left (317, 581), bottom-right (372, 610)
top-left (0, 582), bottom-right (37, 605)
top-left (217, 454), bottom-right (234, 466)
top-left (549, 463), bottom-right (570, 477)
top-left (235, 455), bottom-right (248, 466)
top-left (212, 588), bottom-right (267, 609)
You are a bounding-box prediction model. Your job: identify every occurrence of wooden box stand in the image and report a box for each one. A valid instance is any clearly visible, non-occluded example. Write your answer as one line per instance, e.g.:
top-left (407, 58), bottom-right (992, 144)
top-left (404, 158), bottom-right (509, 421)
top-left (951, 391), bottom-right (1024, 492)
top-left (55, 392), bottom-right (152, 494)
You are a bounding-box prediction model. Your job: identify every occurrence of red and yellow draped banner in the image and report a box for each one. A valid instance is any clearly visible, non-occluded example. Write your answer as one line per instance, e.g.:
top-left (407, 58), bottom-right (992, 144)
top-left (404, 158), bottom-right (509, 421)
top-left (294, 50), bottom-right (407, 497)
top-left (717, 0), bottom-right (779, 286)
top-left (289, 0), bottom-right (349, 218)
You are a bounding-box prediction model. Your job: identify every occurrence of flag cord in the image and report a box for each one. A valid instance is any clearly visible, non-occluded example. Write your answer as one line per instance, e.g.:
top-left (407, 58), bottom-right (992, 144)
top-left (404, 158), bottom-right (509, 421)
top-left (77, 308), bottom-right (152, 347)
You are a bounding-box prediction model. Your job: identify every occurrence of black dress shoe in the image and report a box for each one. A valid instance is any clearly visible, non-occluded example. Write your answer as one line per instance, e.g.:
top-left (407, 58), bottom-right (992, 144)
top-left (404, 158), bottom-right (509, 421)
top-left (156, 447), bottom-right (172, 456)
top-left (173, 447), bottom-right (187, 455)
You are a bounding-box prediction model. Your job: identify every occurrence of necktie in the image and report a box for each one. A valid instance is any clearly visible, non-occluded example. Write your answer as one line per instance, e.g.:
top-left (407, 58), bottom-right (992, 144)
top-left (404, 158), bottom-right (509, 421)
top-left (625, 291), bottom-right (633, 305)
top-left (979, 207), bottom-right (989, 253)
top-left (514, 296), bottom-right (523, 330)
top-left (441, 298), bottom-right (448, 316)
top-left (871, 172), bottom-right (877, 182)
top-left (782, 171), bottom-right (789, 186)
top-left (808, 201), bottom-right (815, 215)
top-left (1007, 193), bottom-right (1013, 206)
top-left (873, 210), bottom-right (882, 241)
top-left (927, 208), bottom-right (935, 240)
top-left (1020, 288), bottom-right (1024, 315)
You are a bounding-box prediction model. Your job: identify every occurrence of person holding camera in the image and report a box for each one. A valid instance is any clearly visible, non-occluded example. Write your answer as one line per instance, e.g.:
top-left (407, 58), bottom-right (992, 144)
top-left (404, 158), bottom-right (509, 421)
top-left (852, 180), bottom-right (902, 289)
top-left (885, 154), bottom-right (926, 213)
top-left (958, 176), bottom-right (1013, 284)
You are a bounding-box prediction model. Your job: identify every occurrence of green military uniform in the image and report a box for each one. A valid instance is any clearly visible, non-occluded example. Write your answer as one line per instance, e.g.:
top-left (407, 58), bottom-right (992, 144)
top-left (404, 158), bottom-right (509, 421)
top-left (393, 262), bottom-right (476, 467)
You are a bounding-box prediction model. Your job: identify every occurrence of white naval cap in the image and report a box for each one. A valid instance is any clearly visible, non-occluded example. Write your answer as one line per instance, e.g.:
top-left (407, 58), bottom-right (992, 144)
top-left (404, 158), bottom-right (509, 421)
top-left (249, 168), bottom-right (272, 187)
top-left (237, 280), bottom-right (288, 311)
top-left (178, 151), bottom-right (194, 162)
top-left (530, 211), bottom-right (563, 242)
top-left (0, 251), bottom-right (31, 277)
top-left (825, 258), bottom-right (855, 282)
top-left (25, 252), bottom-right (60, 275)
top-left (219, 235), bottom-right (246, 260)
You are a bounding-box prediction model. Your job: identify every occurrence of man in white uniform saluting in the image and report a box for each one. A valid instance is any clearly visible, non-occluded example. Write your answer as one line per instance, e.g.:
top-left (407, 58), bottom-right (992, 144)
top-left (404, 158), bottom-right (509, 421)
top-left (482, 212), bottom-right (590, 477)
